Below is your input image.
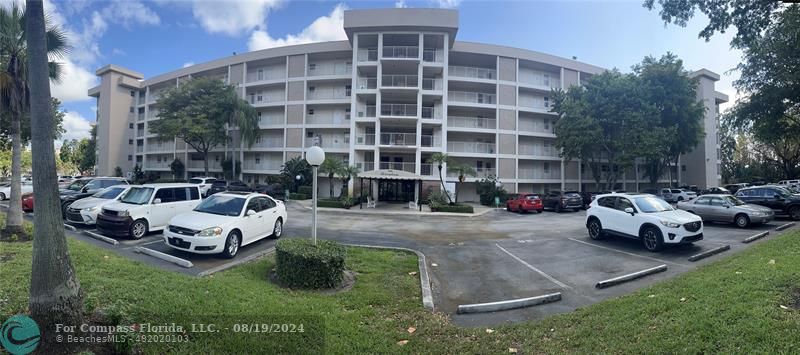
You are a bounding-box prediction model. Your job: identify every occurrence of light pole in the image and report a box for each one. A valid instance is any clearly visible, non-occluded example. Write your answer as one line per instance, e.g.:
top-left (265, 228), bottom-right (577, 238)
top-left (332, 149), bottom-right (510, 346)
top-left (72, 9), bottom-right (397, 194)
top-left (305, 146), bottom-right (325, 245)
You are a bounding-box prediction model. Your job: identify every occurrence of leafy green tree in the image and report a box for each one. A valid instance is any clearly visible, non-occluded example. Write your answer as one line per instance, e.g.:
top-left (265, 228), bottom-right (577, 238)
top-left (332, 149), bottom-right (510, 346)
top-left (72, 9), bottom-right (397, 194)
top-left (319, 158), bottom-right (344, 198)
top-left (150, 77), bottom-right (259, 176)
top-left (0, 3), bottom-right (67, 238)
top-left (426, 152), bottom-right (452, 204)
top-left (476, 175), bottom-right (508, 206)
top-left (221, 157), bottom-right (241, 180)
top-left (337, 165), bottom-right (360, 197)
top-left (132, 164), bottom-right (145, 183)
top-left (169, 158), bottom-right (184, 180)
top-left (0, 148), bottom-right (9, 177)
top-left (78, 125), bottom-right (97, 174)
top-left (59, 139), bottom-right (76, 164)
top-left (280, 156), bottom-right (311, 192)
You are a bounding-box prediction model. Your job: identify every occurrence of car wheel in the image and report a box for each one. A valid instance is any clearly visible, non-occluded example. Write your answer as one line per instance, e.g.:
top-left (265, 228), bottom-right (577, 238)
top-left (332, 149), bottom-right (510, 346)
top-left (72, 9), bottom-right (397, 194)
top-left (789, 206), bottom-right (800, 221)
top-left (221, 230), bottom-right (241, 258)
top-left (587, 218), bottom-right (604, 240)
top-left (0, 192), bottom-right (5, 200)
top-left (555, 203), bottom-right (562, 213)
top-left (129, 219), bottom-right (148, 240)
top-left (271, 218), bottom-right (283, 239)
top-left (506, 203), bottom-right (512, 212)
top-left (61, 201), bottom-right (71, 218)
top-left (641, 226), bottom-right (664, 252)
top-left (734, 214), bottom-right (750, 228)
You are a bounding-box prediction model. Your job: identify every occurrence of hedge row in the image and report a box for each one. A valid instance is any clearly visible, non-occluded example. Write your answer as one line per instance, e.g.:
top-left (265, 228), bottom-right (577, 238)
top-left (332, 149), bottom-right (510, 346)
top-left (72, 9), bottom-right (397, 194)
top-left (297, 185), bottom-right (313, 196)
top-left (316, 199), bottom-right (348, 208)
top-left (433, 204), bottom-right (474, 214)
top-left (275, 239), bottom-right (346, 289)
top-left (288, 193), bottom-right (309, 200)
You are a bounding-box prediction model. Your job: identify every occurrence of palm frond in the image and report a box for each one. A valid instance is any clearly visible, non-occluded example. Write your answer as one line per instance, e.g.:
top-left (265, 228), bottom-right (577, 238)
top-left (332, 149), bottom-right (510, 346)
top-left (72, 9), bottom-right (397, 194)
top-left (47, 61), bottom-right (62, 83)
top-left (44, 25), bottom-right (69, 59)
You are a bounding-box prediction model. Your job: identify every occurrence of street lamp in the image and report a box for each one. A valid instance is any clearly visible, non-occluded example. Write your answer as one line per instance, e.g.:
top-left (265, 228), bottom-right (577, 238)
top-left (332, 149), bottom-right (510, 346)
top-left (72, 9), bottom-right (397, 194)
top-left (305, 146), bottom-right (325, 245)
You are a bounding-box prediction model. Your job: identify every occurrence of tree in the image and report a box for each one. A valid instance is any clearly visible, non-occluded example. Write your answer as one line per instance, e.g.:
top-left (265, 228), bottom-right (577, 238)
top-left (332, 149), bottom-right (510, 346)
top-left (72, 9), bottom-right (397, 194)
top-left (132, 164), bottom-right (145, 183)
top-left (448, 162), bottom-right (476, 203)
top-left (337, 165), bottom-right (360, 197)
top-left (169, 158), bottom-right (185, 180)
top-left (221, 157), bottom-right (241, 180)
top-left (280, 156), bottom-right (311, 192)
top-left (25, 0), bottom-right (84, 350)
top-left (0, 3), bottom-right (67, 237)
top-left (643, 0), bottom-right (785, 49)
top-left (113, 166), bottom-right (123, 177)
top-left (150, 77), bottom-right (259, 176)
top-left (78, 125), bottom-right (96, 174)
top-left (0, 97), bottom-right (65, 146)
top-left (319, 158), bottom-right (344, 198)
top-left (59, 138), bottom-right (76, 164)
top-left (426, 152), bottom-right (452, 204)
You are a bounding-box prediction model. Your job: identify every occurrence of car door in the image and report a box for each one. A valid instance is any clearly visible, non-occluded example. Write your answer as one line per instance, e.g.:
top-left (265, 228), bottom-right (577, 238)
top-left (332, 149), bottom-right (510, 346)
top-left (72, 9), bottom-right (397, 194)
top-left (705, 196), bottom-right (728, 222)
top-left (171, 187), bottom-right (195, 215)
top-left (149, 187), bottom-right (176, 229)
top-left (688, 196), bottom-right (711, 219)
top-left (259, 197), bottom-right (279, 238)
top-left (241, 197), bottom-right (265, 244)
top-left (594, 197), bottom-right (618, 232)
top-left (614, 197), bottom-right (639, 237)
top-left (761, 188), bottom-right (784, 212)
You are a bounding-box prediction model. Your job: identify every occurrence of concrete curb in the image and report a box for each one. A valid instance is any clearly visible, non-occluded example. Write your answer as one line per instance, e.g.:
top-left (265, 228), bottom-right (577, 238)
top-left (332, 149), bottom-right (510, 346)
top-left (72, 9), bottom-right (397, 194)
top-left (743, 231), bottom-right (769, 243)
top-left (595, 264), bottom-right (668, 289)
top-left (688, 245), bottom-right (731, 262)
top-left (775, 222), bottom-right (796, 231)
top-left (342, 243), bottom-right (434, 312)
top-left (83, 230), bottom-right (119, 245)
top-left (292, 201), bottom-right (493, 218)
top-left (197, 247), bottom-right (276, 277)
top-left (456, 292), bottom-right (562, 314)
top-left (63, 223), bottom-right (77, 232)
top-left (134, 246), bottom-right (194, 268)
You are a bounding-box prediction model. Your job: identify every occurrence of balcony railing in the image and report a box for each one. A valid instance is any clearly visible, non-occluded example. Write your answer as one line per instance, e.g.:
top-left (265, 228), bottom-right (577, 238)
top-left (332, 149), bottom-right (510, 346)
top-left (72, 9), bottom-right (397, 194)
top-left (137, 113), bottom-right (145, 121)
top-left (422, 49), bottom-right (444, 63)
top-left (420, 135), bottom-right (441, 147)
top-left (447, 141), bottom-right (496, 154)
top-left (248, 93), bottom-right (284, 104)
top-left (518, 120), bottom-right (555, 134)
top-left (421, 107), bottom-right (441, 119)
top-left (379, 162), bottom-right (416, 173)
top-left (137, 96), bottom-right (145, 105)
top-left (381, 74), bottom-right (418, 88)
top-left (307, 63), bottom-right (352, 76)
top-left (518, 168), bottom-right (560, 180)
top-left (383, 46), bottom-right (419, 59)
top-left (305, 114), bottom-right (349, 125)
top-left (136, 146), bottom-right (143, 153)
top-left (357, 105), bottom-right (376, 118)
top-left (519, 71), bottom-right (561, 89)
top-left (306, 136), bottom-right (349, 149)
top-left (448, 116), bottom-right (497, 129)
top-left (246, 68), bottom-right (285, 83)
top-left (449, 65), bottom-right (496, 80)
top-left (422, 78), bottom-right (443, 90)
top-left (307, 89), bottom-right (350, 100)
top-left (355, 134), bottom-right (375, 145)
top-left (518, 145), bottom-right (559, 157)
top-left (252, 138), bottom-right (283, 149)
top-left (355, 162), bottom-right (375, 172)
top-left (258, 115), bottom-right (284, 126)
top-left (519, 95), bottom-right (551, 110)
top-left (357, 48), bottom-right (378, 62)
top-left (357, 77), bottom-right (377, 89)
top-left (447, 167), bottom-right (496, 178)
top-left (448, 91), bottom-right (496, 105)
top-left (188, 160), bottom-right (222, 170)
top-left (380, 133), bottom-right (416, 146)
top-left (146, 161), bottom-right (170, 169)
top-left (243, 161), bottom-right (283, 171)
top-left (420, 163), bottom-right (435, 176)
top-left (380, 103), bottom-right (417, 117)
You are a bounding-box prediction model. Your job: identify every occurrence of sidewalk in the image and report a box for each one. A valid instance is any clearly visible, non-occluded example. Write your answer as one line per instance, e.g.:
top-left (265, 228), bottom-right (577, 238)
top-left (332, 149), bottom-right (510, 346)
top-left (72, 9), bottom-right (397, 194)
top-left (291, 199), bottom-right (496, 218)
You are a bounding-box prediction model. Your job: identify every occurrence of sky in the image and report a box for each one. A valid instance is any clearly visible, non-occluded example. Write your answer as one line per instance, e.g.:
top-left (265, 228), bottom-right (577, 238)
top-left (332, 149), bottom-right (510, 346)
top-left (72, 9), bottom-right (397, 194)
top-left (15, 0), bottom-right (742, 145)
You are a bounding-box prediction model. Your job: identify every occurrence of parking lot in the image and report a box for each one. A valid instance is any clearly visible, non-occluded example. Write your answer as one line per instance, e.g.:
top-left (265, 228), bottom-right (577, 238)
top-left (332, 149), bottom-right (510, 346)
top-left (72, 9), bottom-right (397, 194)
top-left (3, 201), bottom-right (796, 326)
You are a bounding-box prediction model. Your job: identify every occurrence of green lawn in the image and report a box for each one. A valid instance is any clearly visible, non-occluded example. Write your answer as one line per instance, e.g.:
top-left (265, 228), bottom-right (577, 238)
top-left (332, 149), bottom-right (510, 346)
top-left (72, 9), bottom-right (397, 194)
top-left (1, 212), bottom-right (799, 353)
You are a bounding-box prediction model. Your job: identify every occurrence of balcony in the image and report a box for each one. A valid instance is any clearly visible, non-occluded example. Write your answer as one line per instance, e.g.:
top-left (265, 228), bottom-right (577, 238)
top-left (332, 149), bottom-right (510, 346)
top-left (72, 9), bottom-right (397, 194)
top-left (383, 46), bottom-right (419, 59)
top-left (243, 160), bottom-right (282, 171)
top-left (449, 65), bottom-right (496, 80)
top-left (357, 48), bottom-right (378, 62)
top-left (423, 49), bottom-right (444, 63)
top-left (248, 92), bottom-right (284, 105)
top-left (357, 105), bottom-right (376, 118)
top-left (380, 133), bottom-right (416, 146)
top-left (380, 103), bottom-right (417, 117)
top-left (251, 138), bottom-right (283, 149)
top-left (357, 77), bottom-right (377, 89)
top-left (519, 95), bottom-right (551, 111)
top-left (307, 89), bottom-right (350, 101)
top-left (518, 120), bottom-right (555, 134)
top-left (420, 135), bottom-right (441, 147)
top-left (448, 91), bottom-right (496, 105)
top-left (381, 74), bottom-right (418, 88)
top-left (188, 160), bottom-right (222, 170)
top-left (447, 141), bottom-right (496, 154)
top-left (420, 163), bottom-right (435, 176)
top-left (518, 168), bottom-right (560, 180)
top-left (258, 114), bottom-right (284, 126)
top-left (355, 134), bottom-right (375, 145)
top-left (421, 107), bottom-right (441, 120)
top-left (136, 146), bottom-right (143, 153)
top-left (306, 114), bottom-right (349, 125)
top-left (145, 161), bottom-right (170, 170)
top-left (307, 63), bottom-right (352, 77)
top-left (448, 116), bottom-right (497, 130)
top-left (448, 167), bottom-right (496, 179)
top-left (137, 96), bottom-right (145, 105)
top-left (137, 113), bottom-right (145, 121)
top-left (519, 71), bottom-right (561, 89)
top-left (355, 161), bottom-right (375, 172)
top-left (519, 145), bottom-right (559, 157)
top-left (422, 78), bottom-right (443, 90)
top-left (306, 136), bottom-right (349, 149)
top-left (379, 161), bottom-right (416, 173)
top-left (246, 67), bottom-right (285, 83)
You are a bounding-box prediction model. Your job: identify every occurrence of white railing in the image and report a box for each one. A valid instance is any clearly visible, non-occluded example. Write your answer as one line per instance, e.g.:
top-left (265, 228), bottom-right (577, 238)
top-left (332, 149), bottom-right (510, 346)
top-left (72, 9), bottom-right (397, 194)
top-left (305, 114), bottom-right (349, 125)
top-left (422, 78), bottom-right (443, 90)
top-left (449, 65), bottom-right (496, 80)
top-left (519, 70), bottom-right (561, 88)
top-left (307, 89), bottom-right (350, 100)
top-left (518, 120), bottom-right (554, 134)
top-left (248, 92), bottom-right (284, 104)
top-left (356, 162), bottom-right (375, 172)
top-left (146, 161), bottom-right (170, 169)
top-left (448, 116), bottom-right (497, 129)
top-left (379, 162), bottom-right (416, 173)
top-left (447, 141), bottom-right (496, 154)
top-left (188, 160), bottom-right (222, 170)
top-left (383, 46), bottom-right (419, 59)
top-left (447, 167), bottom-right (496, 178)
top-left (518, 145), bottom-right (559, 157)
top-left (307, 63), bottom-right (352, 76)
top-left (147, 143), bottom-right (172, 153)
top-left (357, 105), bottom-right (376, 118)
top-left (246, 67), bottom-right (284, 83)
top-left (380, 133), bottom-right (416, 146)
top-left (420, 163), bottom-right (435, 176)
top-left (422, 107), bottom-right (441, 119)
top-left (380, 103), bottom-right (417, 117)
top-left (357, 77), bottom-right (377, 89)
top-left (252, 138), bottom-right (283, 149)
top-left (423, 49), bottom-right (444, 63)
top-left (448, 91), bottom-right (496, 105)
top-left (137, 113), bottom-right (145, 121)
top-left (305, 137), bottom-right (349, 149)
top-left (137, 96), bottom-right (145, 105)
top-left (382, 74), bottom-right (418, 88)
top-left (357, 48), bottom-right (378, 62)
top-left (420, 135), bottom-right (441, 147)
top-left (355, 134), bottom-right (375, 145)
top-left (519, 95), bottom-right (551, 110)
top-left (518, 169), bottom-right (560, 180)
top-left (136, 146), bottom-right (144, 153)
top-left (258, 115), bottom-right (284, 126)
top-left (243, 161), bottom-right (282, 171)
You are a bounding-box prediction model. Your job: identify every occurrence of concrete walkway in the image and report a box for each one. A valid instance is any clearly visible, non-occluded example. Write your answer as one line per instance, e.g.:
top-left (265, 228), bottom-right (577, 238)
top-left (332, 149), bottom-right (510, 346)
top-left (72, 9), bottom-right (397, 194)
top-left (291, 199), bottom-right (496, 217)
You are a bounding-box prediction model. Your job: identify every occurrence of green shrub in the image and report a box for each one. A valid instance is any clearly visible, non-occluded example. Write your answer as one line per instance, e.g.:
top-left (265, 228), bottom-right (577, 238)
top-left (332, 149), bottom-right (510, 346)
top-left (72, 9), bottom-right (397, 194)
top-left (426, 189), bottom-right (449, 210)
top-left (316, 199), bottom-right (346, 208)
top-left (433, 204), bottom-right (474, 213)
top-left (288, 193), bottom-right (308, 200)
top-left (298, 185), bottom-right (313, 196)
top-left (275, 239), bottom-right (346, 289)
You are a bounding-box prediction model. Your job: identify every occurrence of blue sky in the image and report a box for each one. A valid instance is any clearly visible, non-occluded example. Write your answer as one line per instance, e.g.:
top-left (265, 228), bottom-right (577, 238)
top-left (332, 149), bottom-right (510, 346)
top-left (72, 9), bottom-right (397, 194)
top-left (36, 0), bottom-right (741, 144)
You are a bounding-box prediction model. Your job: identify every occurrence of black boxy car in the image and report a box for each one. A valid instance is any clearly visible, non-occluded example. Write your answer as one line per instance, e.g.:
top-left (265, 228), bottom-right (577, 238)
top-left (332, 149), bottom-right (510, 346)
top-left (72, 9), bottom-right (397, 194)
top-left (253, 183), bottom-right (286, 201)
top-left (542, 190), bottom-right (584, 212)
top-left (735, 185), bottom-right (800, 220)
top-left (206, 180), bottom-right (252, 196)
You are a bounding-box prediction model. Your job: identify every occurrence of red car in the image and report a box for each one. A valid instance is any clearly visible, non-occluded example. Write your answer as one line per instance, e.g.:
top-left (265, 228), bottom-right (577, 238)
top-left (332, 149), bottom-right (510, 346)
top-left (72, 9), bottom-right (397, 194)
top-left (506, 193), bottom-right (543, 213)
top-left (21, 192), bottom-right (34, 212)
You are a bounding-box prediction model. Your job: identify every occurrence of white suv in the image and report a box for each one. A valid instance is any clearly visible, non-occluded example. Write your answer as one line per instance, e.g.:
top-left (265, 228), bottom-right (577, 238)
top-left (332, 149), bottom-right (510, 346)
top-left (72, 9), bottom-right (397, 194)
top-left (189, 176), bottom-right (217, 197)
top-left (585, 193), bottom-right (704, 252)
top-left (779, 180), bottom-right (800, 190)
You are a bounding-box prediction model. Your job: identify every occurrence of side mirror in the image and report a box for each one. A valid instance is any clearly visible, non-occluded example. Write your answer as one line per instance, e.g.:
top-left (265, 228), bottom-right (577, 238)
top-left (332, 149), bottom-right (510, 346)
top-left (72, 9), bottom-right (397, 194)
top-left (81, 186), bottom-right (89, 193)
top-left (152, 198), bottom-right (161, 204)
top-left (246, 209), bottom-right (256, 217)
top-left (624, 207), bottom-right (635, 215)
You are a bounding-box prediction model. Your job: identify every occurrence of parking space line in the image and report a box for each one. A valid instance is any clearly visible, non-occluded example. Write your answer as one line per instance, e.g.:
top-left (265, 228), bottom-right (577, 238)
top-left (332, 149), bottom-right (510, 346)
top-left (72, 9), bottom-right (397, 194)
top-left (495, 243), bottom-right (571, 289)
top-left (567, 238), bottom-right (690, 267)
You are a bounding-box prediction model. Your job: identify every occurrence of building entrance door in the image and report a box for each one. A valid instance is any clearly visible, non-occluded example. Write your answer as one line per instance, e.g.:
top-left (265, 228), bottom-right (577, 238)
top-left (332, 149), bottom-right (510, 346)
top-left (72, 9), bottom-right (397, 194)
top-left (378, 180), bottom-right (415, 202)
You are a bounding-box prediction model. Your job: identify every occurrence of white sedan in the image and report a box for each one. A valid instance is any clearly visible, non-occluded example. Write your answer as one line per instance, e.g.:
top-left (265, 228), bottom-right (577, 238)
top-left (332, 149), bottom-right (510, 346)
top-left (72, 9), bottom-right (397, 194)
top-left (0, 181), bottom-right (33, 200)
top-left (164, 192), bottom-right (286, 258)
top-left (65, 185), bottom-right (132, 225)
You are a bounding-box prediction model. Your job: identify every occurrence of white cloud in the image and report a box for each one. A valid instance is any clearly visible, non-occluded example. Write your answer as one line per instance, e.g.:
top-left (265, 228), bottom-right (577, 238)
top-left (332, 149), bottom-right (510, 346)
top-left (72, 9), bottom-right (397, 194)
top-left (395, 0), bottom-right (407, 8)
top-left (100, 1), bottom-right (160, 29)
top-left (248, 4), bottom-right (347, 51)
top-left (50, 57), bottom-right (98, 103)
top-left (432, 0), bottom-right (461, 8)
top-left (183, 62), bottom-right (194, 68)
top-left (192, 0), bottom-right (282, 36)
top-left (58, 111), bottom-right (93, 144)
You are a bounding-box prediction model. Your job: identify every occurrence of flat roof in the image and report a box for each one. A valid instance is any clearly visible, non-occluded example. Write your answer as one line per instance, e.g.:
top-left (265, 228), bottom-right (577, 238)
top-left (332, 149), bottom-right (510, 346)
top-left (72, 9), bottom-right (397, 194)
top-left (95, 64), bottom-right (144, 79)
top-left (343, 8), bottom-right (459, 46)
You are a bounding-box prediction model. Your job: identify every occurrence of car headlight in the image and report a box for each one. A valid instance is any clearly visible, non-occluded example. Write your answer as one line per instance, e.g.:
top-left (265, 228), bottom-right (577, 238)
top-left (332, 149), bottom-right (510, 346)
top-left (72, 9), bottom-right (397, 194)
top-left (659, 220), bottom-right (681, 228)
top-left (117, 210), bottom-right (130, 217)
top-left (197, 227), bottom-right (223, 237)
top-left (84, 206), bottom-right (98, 212)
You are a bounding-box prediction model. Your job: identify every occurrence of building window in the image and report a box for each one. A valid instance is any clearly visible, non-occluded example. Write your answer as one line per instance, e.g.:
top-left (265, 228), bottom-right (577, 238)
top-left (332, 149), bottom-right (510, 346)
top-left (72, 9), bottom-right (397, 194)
top-left (309, 63), bottom-right (316, 71)
top-left (307, 109), bottom-right (314, 115)
top-left (308, 86), bottom-right (315, 92)
top-left (130, 91), bottom-right (135, 97)
top-left (682, 165), bottom-right (687, 172)
top-left (255, 157), bottom-right (261, 164)
top-left (544, 96), bottom-right (550, 107)
top-left (345, 85), bottom-right (352, 96)
top-left (128, 139), bottom-right (133, 145)
top-left (128, 155), bottom-right (133, 161)
top-left (129, 123), bottom-right (134, 129)
top-left (215, 156), bottom-right (220, 162)
top-left (129, 107), bottom-right (134, 113)
top-left (257, 111), bottom-right (262, 117)
top-left (257, 69), bottom-right (264, 81)
top-left (543, 162), bottom-right (550, 173)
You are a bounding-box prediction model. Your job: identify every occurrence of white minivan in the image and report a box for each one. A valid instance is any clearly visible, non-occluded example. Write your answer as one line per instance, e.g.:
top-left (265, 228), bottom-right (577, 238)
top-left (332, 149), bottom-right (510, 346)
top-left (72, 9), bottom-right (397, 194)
top-left (96, 183), bottom-right (202, 239)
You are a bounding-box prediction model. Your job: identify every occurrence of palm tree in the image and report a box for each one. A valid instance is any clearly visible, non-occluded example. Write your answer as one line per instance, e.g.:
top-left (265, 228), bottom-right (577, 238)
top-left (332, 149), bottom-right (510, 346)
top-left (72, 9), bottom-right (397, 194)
top-left (448, 162), bottom-right (476, 203)
top-left (25, 0), bottom-right (84, 349)
top-left (337, 165), bottom-right (360, 197)
top-left (0, 3), bottom-right (67, 238)
top-left (319, 158), bottom-right (344, 198)
top-left (427, 152), bottom-right (452, 204)
top-left (280, 157), bottom-right (311, 192)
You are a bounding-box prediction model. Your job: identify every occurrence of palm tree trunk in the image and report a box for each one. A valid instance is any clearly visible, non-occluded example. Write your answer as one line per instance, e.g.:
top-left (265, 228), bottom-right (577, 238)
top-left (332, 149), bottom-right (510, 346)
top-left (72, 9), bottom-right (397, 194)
top-left (329, 173), bottom-right (334, 198)
top-left (204, 153), bottom-right (209, 177)
top-left (26, 0), bottom-right (84, 349)
top-left (437, 164), bottom-right (452, 204)
top-left (1, 112), bottom-right (24, 237)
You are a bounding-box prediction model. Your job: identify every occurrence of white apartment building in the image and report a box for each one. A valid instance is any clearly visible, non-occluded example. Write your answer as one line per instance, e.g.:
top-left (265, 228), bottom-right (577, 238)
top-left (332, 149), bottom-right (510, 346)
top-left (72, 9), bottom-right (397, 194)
top-left (88, 8), bottom-right (728, 202)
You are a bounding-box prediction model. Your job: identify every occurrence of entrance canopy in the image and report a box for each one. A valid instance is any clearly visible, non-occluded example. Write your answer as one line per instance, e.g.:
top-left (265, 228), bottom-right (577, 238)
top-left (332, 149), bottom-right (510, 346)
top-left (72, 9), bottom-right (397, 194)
top-left (358, 169), bottom-right (424, 210)
top-left (359, 169), bottom-right (425, 181)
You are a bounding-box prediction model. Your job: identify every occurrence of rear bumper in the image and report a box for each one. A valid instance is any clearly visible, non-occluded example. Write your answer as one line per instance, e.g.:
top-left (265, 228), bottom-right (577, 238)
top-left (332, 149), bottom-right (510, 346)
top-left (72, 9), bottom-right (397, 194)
top-left (96, 214), bottom-right (133, 237)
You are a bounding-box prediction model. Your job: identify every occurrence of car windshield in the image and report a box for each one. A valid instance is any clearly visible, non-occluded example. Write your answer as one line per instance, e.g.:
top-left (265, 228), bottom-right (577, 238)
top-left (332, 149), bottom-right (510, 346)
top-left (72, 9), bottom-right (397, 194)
top-left (189, 178), bottom-right (203, 184)
top-left (722, 195), bottom-right (746, 206)
top-left (524, 194), bottom-right (539, 200)
top-left (194, 195), bottom-right (246, 216)
top-left (66, 179), bottom-right (89, 191)
top-left (774, 187), bottom-right (793, 198)
top-left (120, 187), bottom-right (154, 205)
top-left (634, 196), bottom-right (674, 213)
top-left (93, 187), bottom-right (127, 199)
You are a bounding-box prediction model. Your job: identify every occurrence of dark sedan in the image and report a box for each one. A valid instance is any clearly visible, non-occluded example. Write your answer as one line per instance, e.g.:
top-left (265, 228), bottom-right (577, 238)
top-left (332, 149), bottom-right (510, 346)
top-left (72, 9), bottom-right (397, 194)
top-left (206, 180), bottom-right (252, 196)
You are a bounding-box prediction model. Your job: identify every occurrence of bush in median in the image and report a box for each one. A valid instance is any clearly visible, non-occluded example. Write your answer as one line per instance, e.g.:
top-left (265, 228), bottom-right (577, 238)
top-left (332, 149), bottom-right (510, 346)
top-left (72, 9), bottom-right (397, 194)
top-left (433, 204), bottom-right (474, 213)
top-left (298, 185), bottom-right (313, 196)
top-left (288, 193), bottom-right (309, 200)
top-left (275, 239), bottom-right (346, 289)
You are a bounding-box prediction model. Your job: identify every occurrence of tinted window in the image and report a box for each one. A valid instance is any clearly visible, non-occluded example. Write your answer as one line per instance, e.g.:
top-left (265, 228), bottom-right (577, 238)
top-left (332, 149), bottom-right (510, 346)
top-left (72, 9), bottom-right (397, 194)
top-left (84, 180), bottom-right (102, 191)
top-left (616, 198), bottom-right (635, 211)
top-left (173, 188), bottom-right (188, 202)
top-left (259, 197), bottom-right (276, 210)
top-left (194, 195), bottom-right (246, 217)
top-left (189, 178), bottom-right (203, 184)
top-left (549, 191), bottom-right (560, 198)
top-left (524, 194), bottom-right (540, 200)
top-left (212, 180), bottom-right (227, 186)
top-left (154, 188), bottom-right (175, 203)
top-left (93, 187), bottom-right (126, 199)
top-left (671, 189), bottom-right (682, 193)
top-left (189, 187), bottom-right (199, 200)
top-left (246, 198), bottom-right (262, 212)
top-left (709, 197), bottom-right (725, 206)
top-left (694, 196), bottom-right (711, 205)
top-left (565, 192), bottom-right (581, 198)
top-left (597, 197), bottom-right (615, 208)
